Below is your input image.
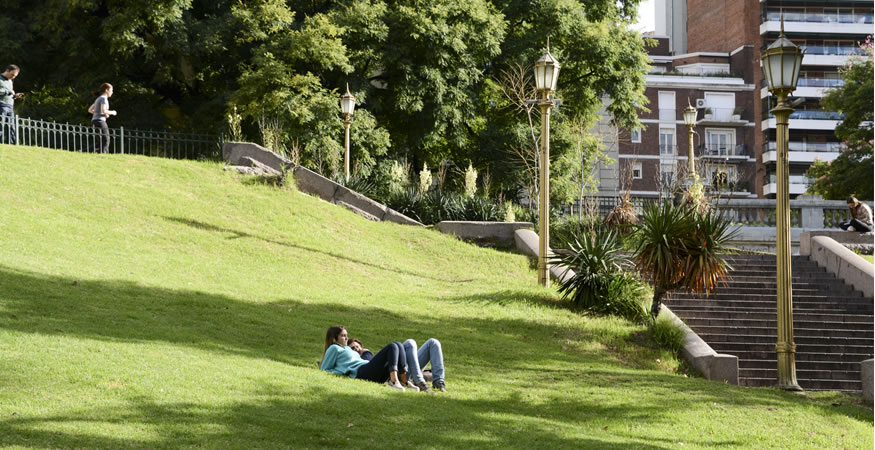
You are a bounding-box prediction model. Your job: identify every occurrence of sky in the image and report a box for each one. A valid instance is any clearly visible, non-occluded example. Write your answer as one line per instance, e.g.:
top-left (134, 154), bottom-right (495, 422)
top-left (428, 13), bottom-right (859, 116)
top-left (635, 0), bottom-right (656, 33)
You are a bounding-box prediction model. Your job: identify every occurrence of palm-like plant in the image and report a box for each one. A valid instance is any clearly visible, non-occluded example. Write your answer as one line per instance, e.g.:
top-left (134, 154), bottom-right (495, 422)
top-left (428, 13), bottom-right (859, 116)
top-left (633, 200), bottom-right (737, 319)
top-left (552, 229), bottom-right (630, 308)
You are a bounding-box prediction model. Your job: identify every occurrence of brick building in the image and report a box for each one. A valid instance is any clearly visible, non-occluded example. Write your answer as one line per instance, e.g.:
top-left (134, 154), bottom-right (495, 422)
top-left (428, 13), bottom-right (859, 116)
top-left (599, 0), bottom-right (873, 199)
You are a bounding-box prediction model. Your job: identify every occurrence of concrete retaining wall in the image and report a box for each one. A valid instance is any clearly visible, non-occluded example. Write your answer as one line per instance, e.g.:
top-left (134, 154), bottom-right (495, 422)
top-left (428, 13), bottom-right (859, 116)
top-left (223, 142), bottom-right (293, 173)
top-left (661, 307), bottom-right (739, 384)
top-left (512, 228), bottom-right (738, 385)
top-left (800, 233), bottom-right (874, 298)
top-left (292, 166), bottom-right (422, 226)
top-left (437, 221), bottom-right (534, 248)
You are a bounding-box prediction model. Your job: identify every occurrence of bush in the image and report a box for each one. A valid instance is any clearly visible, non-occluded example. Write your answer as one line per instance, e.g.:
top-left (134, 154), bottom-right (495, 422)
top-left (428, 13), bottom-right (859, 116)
top-left (602, 274), bottom-right (650, 324)
top-left (650, 316), bottom-right (685, 354)
top-left (550, 215), bottom-right (600, 250)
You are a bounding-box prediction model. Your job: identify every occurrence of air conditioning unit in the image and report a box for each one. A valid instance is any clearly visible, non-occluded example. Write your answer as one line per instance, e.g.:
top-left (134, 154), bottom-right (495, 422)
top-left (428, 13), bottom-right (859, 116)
top-left (695, 99), bottom-right (706, 108)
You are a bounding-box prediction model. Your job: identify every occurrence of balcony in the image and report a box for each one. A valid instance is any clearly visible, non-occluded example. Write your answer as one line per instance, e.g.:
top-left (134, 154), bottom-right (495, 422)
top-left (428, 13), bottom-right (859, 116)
top-left (658, 144), bottom-right (677, 156)
top-left (700, 144), bottom-right (748, 161)
top-left (697, 108), bottom-right (747, 126)
top-left (765, 142), bottom-right (843, 153)
top-left (797, 78), bottom-right (845, 88)
top-left (760, 11), bottom-right (873, 36)
top-left (762, 174), bottom-right (814, 196)
top-left (763, 10), bottom-right (873, 25)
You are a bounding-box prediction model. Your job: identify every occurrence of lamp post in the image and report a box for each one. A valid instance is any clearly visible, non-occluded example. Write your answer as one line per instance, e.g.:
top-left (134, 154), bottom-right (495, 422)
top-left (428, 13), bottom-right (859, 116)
top-left (340, 83), bottom-right (356, 182)
top-left (761, 18), bottom-right (804, 391)
top-left (682, 101), bottom-right (698, 180)
top-left (533, 41), bottom-right (560, 287)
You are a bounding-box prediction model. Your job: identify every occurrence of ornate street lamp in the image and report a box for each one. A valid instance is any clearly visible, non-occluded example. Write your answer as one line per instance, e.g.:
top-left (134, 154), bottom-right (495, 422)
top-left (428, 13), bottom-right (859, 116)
top-left (683, 100), bottom-right (698, 180)
top-left (533, 40), bottom-right (560, 287)
top-left (761, 17), bottom-right (804, 391)
top-left (340, 83), bottom-right (356, 182)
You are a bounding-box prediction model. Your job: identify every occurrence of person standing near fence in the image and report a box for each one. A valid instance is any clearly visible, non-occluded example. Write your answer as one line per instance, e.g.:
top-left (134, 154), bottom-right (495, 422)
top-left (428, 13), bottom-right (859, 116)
top-left (88, 83), bottom-right (117, 153)
top-left (0, 64), bottom-right (24, 145)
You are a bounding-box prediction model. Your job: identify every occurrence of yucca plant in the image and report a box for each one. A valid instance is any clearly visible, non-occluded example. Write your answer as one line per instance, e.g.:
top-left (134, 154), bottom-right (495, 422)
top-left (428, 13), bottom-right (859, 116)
top-left (604, 192), bottom-right (638, 231)
top-left (551, 229), bottom-right (630, 309)
top-left (632, 200), bottom-right (737, 319)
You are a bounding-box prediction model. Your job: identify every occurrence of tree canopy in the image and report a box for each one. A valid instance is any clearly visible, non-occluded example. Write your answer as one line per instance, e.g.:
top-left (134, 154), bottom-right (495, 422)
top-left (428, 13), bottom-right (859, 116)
top-left (806, 36), bottom-right (873, 201)
top-left (3, 0), bottom-right (649, 194)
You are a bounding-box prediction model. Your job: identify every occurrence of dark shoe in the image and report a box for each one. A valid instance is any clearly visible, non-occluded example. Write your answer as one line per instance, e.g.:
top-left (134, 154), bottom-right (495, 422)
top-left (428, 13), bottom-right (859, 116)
top-left (416, 381), bottom-right (434, 394)
top-left (433, 379), bottom-right (446, 392)
top-left (423, 370), bottom-right (433, 382)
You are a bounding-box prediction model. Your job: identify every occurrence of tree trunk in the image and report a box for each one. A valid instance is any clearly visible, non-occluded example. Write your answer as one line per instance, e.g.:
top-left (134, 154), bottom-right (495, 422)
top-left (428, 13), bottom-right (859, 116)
top-left (650, 287), bottom-right (665, 319)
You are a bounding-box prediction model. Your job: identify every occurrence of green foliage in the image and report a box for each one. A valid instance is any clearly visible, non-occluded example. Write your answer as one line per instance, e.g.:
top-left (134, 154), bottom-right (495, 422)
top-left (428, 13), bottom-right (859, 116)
top-left (550, 215), bottom-right (600, 250)
top-left (650, 316), bottom-right (685, 354)
top-left (3, 0), bottom-right (651, 203)
top-left (632, 200), bottom-right (737, 318)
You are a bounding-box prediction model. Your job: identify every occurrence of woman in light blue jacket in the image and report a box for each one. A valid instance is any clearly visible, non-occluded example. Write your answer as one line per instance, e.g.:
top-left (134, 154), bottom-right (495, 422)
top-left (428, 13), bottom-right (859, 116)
top-left (319, 325), bottom-right (408, 391)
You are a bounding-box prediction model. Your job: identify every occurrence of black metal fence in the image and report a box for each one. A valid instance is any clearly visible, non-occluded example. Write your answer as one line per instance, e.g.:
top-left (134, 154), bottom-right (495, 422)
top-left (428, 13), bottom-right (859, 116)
top-left (1, 115), bottom-right (221, 160)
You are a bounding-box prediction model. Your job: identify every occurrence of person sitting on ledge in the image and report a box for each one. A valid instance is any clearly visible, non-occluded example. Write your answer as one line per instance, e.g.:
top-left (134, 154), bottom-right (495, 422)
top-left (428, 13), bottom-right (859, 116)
top-left (839, 196), bottom-right (872, 233)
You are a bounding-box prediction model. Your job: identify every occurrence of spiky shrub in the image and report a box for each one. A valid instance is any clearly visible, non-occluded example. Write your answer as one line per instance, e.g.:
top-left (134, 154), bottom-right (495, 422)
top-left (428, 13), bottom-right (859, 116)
top-left (632, 200), bottom-right (736, 319)
top-left (551, 229), bottom-right (630, 309)
top-left (604, 192), bottom-right (638, 232)
top-left (550, 215), bottom-right (600, 250)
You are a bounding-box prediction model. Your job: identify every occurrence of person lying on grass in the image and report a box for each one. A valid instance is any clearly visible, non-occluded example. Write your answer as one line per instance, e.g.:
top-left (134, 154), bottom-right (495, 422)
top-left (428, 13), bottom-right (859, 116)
top-left (319, 325), bottom-right (412, 391)
top-left (349, 337), bottom-right (447, 393)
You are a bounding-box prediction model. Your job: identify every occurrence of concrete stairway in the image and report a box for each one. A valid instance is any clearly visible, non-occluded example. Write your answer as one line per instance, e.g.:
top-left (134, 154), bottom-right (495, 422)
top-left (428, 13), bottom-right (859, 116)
top-left (667, 254), bottom-right (874, 392)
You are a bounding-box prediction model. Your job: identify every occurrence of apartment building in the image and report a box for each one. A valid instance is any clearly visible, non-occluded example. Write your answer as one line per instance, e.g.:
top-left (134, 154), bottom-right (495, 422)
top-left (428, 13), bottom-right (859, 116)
top-left (599, 36), bottom-right (759, 199)
top-left (686, 0), bottom-right (873, 198)
top-left (599, 0), bottom-right (872, 200)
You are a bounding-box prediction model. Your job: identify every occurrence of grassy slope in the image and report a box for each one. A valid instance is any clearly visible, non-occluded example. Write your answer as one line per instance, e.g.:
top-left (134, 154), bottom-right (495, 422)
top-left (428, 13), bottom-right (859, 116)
top-left (0, 145), bottom-right (871, 448)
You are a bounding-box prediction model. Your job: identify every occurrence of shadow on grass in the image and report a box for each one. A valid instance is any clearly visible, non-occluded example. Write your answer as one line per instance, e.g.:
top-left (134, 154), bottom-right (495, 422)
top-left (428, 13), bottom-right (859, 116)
top-left (162, 216), bottom-right (470, 283)
top-left (0, 266), bottom-right (870, 447)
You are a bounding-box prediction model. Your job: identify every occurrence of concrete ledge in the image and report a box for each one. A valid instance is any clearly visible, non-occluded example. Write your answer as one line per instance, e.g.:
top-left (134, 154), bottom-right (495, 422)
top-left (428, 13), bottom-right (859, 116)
top-left (223, 142), bottom-right (293, 174)
top-left (863, 359), bottom-right (873, 405)
top-left (293, 166), bottom-right (340, 201)
top-left (513, 229), bottom-right (574, 283)
top-left (334, 186), bottom-right (388, 221)
top-left (799, 231), bottom-right (874, 255)
top-left (291, 166), bottom-right (422, 226)
top-left (801, 235), bottom-right (874, 298)
top-left (661, 307), bottom-right (739, 385)
top-left (438, 221), bottom-right (534, 248)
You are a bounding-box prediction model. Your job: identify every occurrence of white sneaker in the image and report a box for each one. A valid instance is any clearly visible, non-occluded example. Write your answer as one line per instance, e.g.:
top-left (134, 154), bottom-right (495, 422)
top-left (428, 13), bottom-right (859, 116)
top-left (849, 226), bottom-right (856, 232)
top-left (406, 380), bottom-right (420, 391)
top-left (387, 381), bottom-right (405, 391)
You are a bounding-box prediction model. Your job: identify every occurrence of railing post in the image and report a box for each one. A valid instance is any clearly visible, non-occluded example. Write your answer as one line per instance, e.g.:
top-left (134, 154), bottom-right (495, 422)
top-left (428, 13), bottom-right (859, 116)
top-left (120, 126), bottom-right (125, 154)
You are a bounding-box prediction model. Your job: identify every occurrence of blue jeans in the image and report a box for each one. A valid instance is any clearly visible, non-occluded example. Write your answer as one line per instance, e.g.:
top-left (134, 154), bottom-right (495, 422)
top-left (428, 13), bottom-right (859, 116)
top-left (355, 341), bottom-right (407, 383)
top-left (403, 338), bottom-right (445, 384)
top-left (0, 104), bottom-right (15, 145)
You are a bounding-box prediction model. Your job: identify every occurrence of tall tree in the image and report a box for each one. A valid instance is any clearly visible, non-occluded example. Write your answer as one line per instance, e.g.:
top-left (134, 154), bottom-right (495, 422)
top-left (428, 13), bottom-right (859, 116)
top-left (806, 36), bottom-right (873, 200)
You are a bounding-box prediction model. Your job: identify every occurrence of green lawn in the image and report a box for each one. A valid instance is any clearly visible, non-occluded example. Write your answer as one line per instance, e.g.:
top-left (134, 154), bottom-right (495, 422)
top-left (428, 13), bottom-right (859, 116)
top-left (0, 145), bottom-right (871, 448)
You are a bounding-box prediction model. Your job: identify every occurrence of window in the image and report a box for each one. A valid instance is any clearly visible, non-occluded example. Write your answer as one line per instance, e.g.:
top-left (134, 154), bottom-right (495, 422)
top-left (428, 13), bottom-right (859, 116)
top-left (632, 163), bottom-right (642, 180)
top-left (660, 163), bottom-right (675, 186)
top-left (705, 129), bottom-right (735, 156)
top-left (658, 92), bottom-right (676, 121)
top-left (630, 128), bottom-right (641, 143)
top-left (659, 128), bottom-right (675, 155)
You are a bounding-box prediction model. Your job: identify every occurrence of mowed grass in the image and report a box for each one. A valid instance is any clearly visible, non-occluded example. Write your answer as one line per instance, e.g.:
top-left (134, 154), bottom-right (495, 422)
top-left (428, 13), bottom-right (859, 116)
top-left (0, 145), bottom-right (871, 448)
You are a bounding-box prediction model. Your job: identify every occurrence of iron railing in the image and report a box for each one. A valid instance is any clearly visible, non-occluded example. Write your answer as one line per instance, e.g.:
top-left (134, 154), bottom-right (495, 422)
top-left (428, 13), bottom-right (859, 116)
top-left (0, 115), bottom-right (222, 160)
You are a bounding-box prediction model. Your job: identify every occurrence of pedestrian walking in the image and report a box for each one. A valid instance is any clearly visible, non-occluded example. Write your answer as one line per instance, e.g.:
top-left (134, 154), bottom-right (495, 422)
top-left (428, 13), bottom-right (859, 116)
top-left (0, 64), bottom-right (24, 145)
top-left (87, 83), bottom-right (117, 153)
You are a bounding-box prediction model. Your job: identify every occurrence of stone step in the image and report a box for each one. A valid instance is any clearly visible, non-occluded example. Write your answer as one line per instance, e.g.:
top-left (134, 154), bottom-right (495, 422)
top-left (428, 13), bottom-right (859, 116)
top-left (693, 286), bottom-right (857, 296)
top-left (725, 264), bottom-right (825, 272)
top-left (726, 271), bottom-right (842, 279)
top-left (705, 281), bottom-right (856, 291)
top-left (740, 377), bottom-right (862, 391)
top-left (707, 341), bottom-right (873, 356)
top-left (671, 310), bottom-right (873, 324)
top-left (696, 333), bottom-right (873, 348)
top-left (681, 317), bottom-right (874, 331)
top-left (671, 307), bottom-right (873, 319)
top-left (667, 295), bottom-right (872, 307)
top-left (689, 326), bottom-right (873, 339)
top-left (667, 301), bottom-right (873, 313)
top-left (739, 359), bottom-right (864, 371)
top-left (739, 367), bottom-right (861, 382)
